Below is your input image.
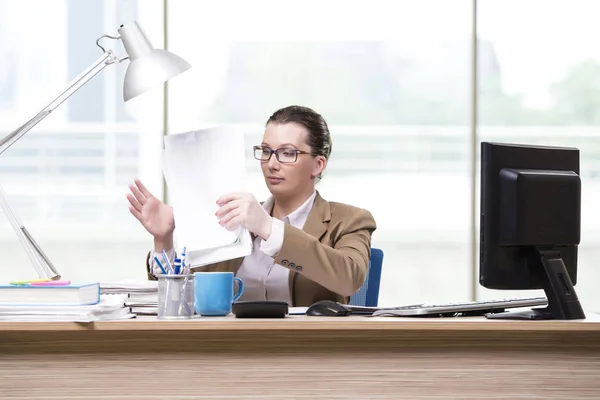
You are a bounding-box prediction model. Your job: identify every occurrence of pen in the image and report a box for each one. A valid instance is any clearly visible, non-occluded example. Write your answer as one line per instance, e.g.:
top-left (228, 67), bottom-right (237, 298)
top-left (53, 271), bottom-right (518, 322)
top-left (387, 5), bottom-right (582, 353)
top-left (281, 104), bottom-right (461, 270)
top-left (153, 256), bottom-right (167, 274)
top-left (162, 250), bottom-right (174, 274)
top-left (181, 246), bottom-right (187, 273)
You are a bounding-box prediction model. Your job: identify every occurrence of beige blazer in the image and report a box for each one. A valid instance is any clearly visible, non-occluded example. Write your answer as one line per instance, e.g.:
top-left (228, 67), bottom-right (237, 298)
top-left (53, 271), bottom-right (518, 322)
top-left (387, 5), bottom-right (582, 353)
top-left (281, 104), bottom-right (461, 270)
top-left (146, 192), bottom-right (377, 306)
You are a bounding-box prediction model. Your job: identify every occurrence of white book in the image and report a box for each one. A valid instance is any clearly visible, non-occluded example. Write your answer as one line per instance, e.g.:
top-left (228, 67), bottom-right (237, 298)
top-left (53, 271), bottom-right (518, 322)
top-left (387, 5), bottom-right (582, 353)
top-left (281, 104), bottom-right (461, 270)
top-left (0, 294), bottom-right (130, 322)
top-left (162, 126), bottom-right (253, 267)
top-left (0, 308), bottom-right (135, 322)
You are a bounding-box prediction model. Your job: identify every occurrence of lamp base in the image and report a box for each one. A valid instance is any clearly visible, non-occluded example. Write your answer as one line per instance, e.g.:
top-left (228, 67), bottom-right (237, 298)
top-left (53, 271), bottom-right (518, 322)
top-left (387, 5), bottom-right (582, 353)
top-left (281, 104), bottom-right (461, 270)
top-left (0, 183), bottom-right (60, 280)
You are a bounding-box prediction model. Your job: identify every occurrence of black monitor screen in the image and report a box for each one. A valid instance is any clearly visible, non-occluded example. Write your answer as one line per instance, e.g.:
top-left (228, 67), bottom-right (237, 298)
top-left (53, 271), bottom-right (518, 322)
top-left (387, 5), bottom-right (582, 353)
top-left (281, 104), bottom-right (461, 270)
top-left (479, 142), bottom-right (584, 320)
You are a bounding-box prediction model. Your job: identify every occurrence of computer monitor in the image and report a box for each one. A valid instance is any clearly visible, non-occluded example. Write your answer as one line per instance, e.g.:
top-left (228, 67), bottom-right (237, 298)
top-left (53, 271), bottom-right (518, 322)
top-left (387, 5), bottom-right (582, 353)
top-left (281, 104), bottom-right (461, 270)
top-left (480, 142), bottom-right (585, 320)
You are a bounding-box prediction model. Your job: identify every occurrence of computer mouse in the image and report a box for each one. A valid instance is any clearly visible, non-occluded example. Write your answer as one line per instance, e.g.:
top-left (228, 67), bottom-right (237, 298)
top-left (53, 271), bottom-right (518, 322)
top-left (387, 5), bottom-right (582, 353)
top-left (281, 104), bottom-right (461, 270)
top-left (305, 300), bottom-right (351, 317)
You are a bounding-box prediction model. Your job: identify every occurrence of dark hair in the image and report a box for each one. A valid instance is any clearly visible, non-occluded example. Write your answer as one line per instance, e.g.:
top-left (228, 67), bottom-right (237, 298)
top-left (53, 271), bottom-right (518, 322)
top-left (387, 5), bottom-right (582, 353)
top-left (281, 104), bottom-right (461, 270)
top-left (266, 105), bottom-right (332, 161)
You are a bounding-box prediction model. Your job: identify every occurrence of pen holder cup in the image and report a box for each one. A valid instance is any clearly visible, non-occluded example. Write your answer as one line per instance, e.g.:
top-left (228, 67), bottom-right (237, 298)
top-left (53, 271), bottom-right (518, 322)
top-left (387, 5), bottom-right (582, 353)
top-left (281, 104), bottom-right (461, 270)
top-left (157, 274), bottom-right (195, 319)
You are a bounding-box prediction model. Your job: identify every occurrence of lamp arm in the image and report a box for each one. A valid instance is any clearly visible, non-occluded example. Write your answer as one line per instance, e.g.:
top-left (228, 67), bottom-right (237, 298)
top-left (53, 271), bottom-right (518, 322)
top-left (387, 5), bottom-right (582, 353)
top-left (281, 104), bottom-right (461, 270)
top-left (0, 49), bottom-right (119, 280)
top-left (0, 51), bottom-right (117, 156)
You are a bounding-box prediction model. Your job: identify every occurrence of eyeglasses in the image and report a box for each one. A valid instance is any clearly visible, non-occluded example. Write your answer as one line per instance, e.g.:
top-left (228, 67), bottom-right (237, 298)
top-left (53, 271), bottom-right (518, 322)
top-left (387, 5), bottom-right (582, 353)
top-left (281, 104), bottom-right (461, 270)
top-left (253, 145), bottom-right (315, 164)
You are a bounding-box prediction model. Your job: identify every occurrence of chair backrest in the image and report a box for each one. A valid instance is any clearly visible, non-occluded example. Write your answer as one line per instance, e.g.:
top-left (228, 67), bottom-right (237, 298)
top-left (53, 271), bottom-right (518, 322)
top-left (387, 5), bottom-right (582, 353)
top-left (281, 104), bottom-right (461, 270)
top-left (349, 248), bottom-right (384, 307)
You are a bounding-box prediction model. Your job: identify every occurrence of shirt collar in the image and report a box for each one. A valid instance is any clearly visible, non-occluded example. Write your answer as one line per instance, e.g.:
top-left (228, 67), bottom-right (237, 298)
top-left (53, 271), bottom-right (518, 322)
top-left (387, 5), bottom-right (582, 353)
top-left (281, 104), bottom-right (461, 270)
top-left (262, 190), bottom-right (317, 227)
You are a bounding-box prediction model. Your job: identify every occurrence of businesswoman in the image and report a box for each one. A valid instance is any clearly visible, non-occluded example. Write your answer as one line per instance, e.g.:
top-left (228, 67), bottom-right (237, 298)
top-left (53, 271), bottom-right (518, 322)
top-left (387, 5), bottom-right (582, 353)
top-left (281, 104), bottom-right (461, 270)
top-left (127, 105), bottom-right (377, 306)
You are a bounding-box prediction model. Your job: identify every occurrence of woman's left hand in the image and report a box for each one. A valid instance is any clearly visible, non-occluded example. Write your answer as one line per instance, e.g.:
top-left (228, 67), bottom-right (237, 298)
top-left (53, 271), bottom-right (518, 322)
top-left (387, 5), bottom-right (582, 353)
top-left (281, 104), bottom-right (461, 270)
top-left (215, 192), bottom-right (273, 240)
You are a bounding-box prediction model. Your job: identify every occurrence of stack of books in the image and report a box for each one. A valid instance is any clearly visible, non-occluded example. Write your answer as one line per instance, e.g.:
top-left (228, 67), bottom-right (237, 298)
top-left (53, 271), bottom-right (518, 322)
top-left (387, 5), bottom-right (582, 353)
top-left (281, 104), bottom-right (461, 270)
top-left (101, 281), bottom-right (158, 315)
top-left (0, 282), bottom-right (134, 322)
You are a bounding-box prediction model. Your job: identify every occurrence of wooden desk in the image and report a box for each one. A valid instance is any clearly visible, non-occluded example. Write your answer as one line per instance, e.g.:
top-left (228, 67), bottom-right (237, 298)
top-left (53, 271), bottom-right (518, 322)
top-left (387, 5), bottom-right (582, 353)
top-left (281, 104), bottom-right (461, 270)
top-left (1, 314), bottom-right (599, 399)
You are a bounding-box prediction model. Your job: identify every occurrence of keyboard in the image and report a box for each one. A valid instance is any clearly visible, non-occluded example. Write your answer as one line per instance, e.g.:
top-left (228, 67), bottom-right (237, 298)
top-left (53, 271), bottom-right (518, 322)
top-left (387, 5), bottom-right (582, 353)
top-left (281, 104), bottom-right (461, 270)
top-left (369, 297), bottom-right (548, 317)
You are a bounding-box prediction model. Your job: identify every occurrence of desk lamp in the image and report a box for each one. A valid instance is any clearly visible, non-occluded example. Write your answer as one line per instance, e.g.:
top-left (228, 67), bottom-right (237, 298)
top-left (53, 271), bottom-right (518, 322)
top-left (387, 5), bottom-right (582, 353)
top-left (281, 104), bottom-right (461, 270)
top-left (0, 21), bottom-right (191, 280)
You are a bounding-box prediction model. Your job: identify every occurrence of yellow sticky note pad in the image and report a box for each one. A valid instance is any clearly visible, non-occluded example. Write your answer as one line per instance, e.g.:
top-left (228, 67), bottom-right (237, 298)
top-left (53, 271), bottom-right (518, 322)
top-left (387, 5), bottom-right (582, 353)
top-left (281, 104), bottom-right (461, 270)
top-left (10, 278), bottom-right (52, 285)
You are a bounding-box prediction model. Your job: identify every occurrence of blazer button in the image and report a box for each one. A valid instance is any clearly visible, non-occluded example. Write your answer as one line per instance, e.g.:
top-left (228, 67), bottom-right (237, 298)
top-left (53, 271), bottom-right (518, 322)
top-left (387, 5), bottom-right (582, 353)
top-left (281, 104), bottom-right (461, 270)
top-left (295, 265), bottom-right (302, 271)
top-left (289, 262), bottom-right (296, 269)
top-left (281, 259), bottom-right (289, 266)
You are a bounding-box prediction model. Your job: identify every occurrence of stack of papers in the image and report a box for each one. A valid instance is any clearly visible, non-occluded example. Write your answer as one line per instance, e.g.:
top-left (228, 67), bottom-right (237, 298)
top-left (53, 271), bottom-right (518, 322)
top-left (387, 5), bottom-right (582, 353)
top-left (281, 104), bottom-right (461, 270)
top-left (162, 126), bottom-right (253, 267)
top-left (0, 294), bottom-right (133, 322)
top-left (101, 281), bottom-right (158, 315)
top-left (100, 280), bottom-right (158, 294)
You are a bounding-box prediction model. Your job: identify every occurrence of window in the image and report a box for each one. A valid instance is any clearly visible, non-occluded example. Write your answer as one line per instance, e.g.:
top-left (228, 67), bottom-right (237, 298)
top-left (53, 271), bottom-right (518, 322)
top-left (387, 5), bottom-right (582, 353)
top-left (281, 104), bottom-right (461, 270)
top-left (168, 0), bottom-right (473, 306)
top-left (4, 0), bottom-right (598, 311)
top-left (0, 0), bottom-right (164, 282)
top-left (477, 0), bottom-right (600, 310)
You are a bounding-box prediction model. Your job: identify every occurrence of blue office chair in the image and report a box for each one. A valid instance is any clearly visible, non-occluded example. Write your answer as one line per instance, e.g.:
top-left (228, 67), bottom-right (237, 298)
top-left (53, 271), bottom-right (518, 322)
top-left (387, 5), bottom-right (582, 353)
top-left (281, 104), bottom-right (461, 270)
top-left (349, 248), bottom-right (384, 307)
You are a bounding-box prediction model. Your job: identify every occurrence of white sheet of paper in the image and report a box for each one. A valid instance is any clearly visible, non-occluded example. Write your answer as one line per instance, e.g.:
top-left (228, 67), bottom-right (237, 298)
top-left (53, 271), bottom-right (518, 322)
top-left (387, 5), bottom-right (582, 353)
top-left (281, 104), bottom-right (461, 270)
top-left (162, 126), bottom-right (252, 265)
top-left (289, 307), bottom-right (308, 315)
top-left (186, 230), bottom-right (253, 267)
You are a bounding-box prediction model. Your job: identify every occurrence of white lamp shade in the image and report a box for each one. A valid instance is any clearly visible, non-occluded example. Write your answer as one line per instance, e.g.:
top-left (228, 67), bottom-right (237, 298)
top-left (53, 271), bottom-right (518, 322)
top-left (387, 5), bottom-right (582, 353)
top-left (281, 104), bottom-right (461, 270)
top-left (118, 21), bottom-right (191, 102)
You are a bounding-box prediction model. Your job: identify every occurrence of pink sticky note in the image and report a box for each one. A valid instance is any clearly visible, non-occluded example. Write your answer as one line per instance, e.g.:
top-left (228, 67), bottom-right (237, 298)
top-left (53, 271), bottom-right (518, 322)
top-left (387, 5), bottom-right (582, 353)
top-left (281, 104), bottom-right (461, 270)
top-left (30, 280), bottom-right (71, 286)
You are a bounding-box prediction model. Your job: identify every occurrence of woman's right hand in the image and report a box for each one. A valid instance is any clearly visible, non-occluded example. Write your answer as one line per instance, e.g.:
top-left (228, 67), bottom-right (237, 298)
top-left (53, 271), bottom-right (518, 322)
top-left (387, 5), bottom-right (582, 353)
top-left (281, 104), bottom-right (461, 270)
top-left (127, 179), bottom-right (175, 241)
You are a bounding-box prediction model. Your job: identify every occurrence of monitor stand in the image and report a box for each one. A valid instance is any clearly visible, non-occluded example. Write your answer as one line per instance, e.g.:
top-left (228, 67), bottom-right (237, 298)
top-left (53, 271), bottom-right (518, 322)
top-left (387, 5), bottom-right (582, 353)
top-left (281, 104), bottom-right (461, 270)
top-left (486, 249), bottom-right (585, 320)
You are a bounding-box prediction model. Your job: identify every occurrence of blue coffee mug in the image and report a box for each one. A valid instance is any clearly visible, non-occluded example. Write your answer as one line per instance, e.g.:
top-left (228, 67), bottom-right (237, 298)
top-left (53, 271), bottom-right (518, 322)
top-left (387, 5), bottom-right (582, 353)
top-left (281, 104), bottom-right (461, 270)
top-left (194, 272), bottom-right (244, 316)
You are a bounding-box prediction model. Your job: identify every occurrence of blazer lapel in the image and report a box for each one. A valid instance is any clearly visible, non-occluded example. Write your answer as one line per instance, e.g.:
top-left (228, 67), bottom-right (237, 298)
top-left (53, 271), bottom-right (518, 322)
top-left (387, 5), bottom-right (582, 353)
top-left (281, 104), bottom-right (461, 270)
top-left (288, 191), bottom-right (331, 305)
top-left (301, 191), bottom-right (330, 240)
